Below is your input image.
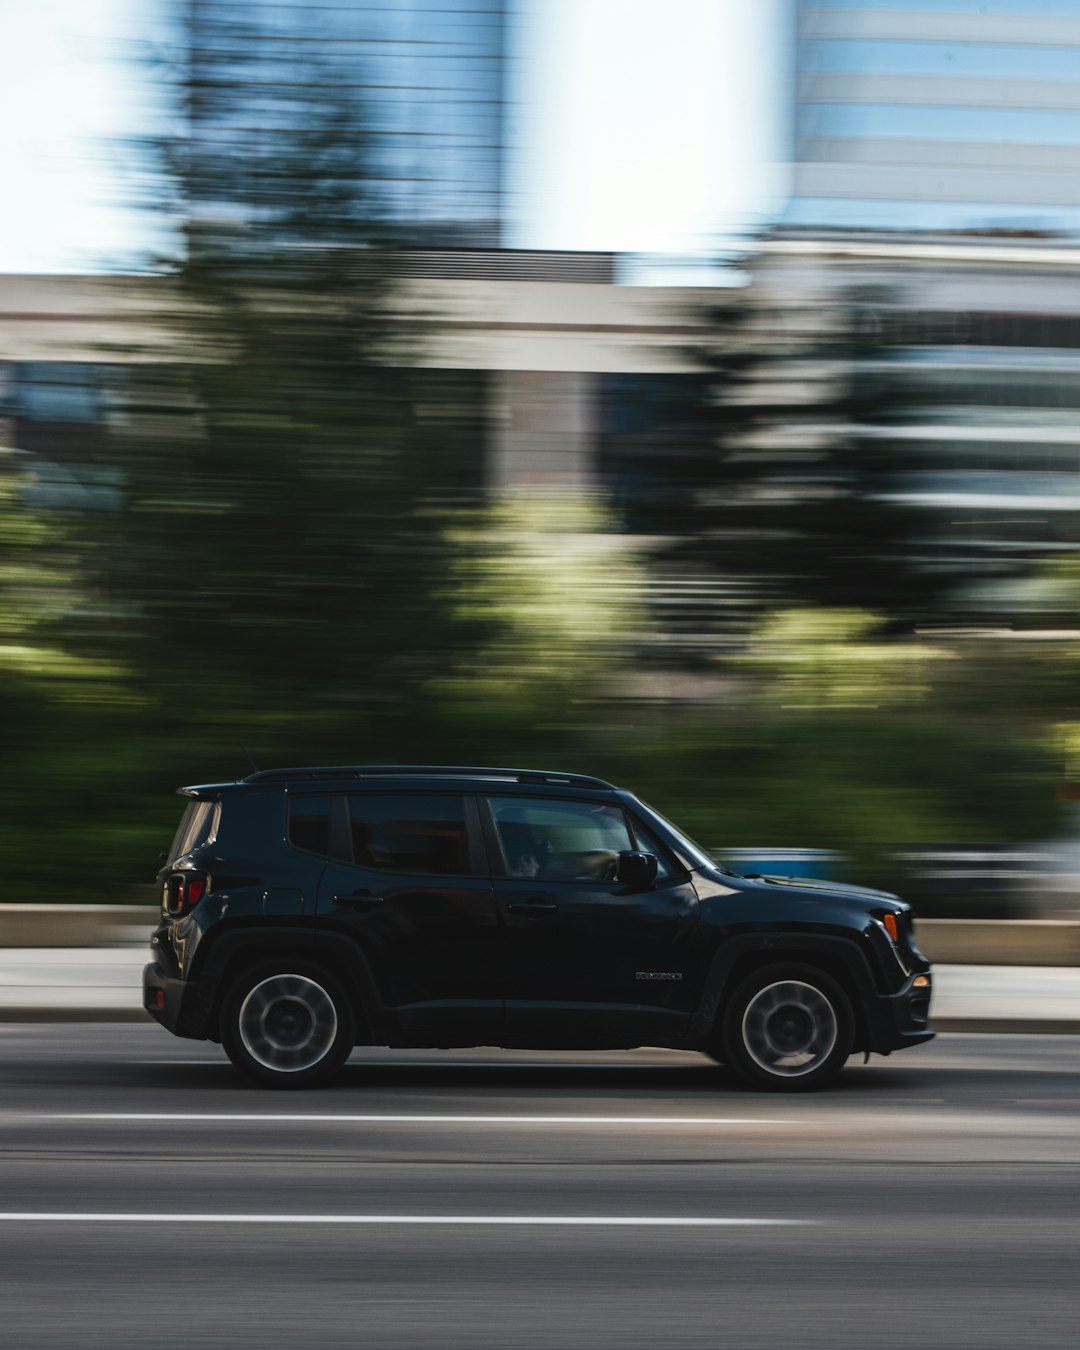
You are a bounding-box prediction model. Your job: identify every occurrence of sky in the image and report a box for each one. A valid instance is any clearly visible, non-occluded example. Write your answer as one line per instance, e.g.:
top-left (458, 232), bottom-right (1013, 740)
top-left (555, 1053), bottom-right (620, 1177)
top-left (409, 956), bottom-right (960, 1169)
top-left (0, 0), bottom-right (789, 276)
top-left (0, 0), bottom-right (154, 272)
top-left (509, 0), bottom-right (789, 264)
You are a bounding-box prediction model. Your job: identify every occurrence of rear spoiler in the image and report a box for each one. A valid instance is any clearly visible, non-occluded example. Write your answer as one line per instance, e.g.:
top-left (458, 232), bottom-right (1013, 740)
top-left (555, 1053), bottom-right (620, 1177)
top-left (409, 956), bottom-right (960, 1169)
top-left (177, 781), bottom-right (245, 799)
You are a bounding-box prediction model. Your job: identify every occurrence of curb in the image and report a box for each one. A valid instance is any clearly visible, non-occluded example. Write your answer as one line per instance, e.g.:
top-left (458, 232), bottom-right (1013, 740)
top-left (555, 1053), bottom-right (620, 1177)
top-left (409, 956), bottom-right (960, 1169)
top-left (0, 1009), bottom-right (154, 1023)
top-left (930, 1017), bottom-right (1080, 1035)
top-left (0, 905), bottom-right (158, 949)
top-left (918, 920), bottom-right (1080, 967)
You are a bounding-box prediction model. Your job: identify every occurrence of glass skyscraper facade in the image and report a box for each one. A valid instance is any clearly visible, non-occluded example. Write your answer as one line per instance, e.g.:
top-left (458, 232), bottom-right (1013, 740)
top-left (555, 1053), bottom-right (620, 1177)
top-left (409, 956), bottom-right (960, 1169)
top-left (191, 0), bottom-right (508, 247)
top-left (788, 0), bottom-right (1080, 235)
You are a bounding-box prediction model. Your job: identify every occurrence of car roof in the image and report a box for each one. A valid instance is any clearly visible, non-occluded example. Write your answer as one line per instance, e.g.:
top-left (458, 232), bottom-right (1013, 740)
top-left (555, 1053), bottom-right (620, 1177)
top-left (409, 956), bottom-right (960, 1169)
top-left (179, 765), bottom-right (621, 797)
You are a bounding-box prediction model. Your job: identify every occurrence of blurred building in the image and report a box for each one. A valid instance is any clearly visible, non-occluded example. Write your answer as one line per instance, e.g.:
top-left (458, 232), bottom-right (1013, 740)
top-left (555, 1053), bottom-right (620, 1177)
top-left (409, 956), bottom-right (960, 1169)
top-left (0, 258), bottom-right (734, 651)
top-left (754, 228), bottom-right (1080, 606)
top-left (789, 0), bottom-right (1080, 237)
top-left (14, 220), bottom-right (1080, 620)
top-left (190, 0), bottom-right (509, 247)
top-left (0, 260), bottom-right (713, 490)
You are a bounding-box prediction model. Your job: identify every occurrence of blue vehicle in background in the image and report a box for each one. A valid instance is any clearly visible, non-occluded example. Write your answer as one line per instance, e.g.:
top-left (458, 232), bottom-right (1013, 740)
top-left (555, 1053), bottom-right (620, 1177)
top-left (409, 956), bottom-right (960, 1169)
top-left (719, 849), bottom-right (850, 884)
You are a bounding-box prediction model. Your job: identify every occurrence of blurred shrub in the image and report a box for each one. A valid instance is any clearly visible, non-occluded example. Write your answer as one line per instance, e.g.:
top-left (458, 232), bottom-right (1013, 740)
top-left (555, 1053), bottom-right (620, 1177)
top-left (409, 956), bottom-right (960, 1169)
top-left (439, 494), bottom-right (645, 716)
top-left (740, 607), bottom-right (951, 710)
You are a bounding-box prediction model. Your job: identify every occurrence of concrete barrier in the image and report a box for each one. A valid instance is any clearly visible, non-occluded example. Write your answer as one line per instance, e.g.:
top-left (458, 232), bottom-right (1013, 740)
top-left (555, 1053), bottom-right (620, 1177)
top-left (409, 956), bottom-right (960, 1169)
top-left (0, 905), bottom-right (157, 948)
top-left (916, 919), bottom-right (1080, 967)
top-left (2, 905), bottom-right (1080, 965)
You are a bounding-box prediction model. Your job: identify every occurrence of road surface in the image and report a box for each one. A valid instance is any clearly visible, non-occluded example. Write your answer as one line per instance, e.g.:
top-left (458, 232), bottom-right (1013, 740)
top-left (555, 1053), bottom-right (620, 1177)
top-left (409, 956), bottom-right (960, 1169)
top-left (0, 1026), bottom-right (1078, 1348)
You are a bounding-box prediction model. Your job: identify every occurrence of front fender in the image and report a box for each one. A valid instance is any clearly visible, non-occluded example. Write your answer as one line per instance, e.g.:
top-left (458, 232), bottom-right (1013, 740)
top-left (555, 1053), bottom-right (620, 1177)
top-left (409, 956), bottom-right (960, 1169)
top-left (685, 929), bottom-right (886, 1048)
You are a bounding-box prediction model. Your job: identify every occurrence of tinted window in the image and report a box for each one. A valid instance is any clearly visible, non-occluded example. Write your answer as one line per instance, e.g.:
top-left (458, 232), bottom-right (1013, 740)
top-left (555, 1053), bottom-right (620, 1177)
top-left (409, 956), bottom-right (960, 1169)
top-left (347, 795), bottom-right (471, 875)
top-left (288, 795), bottom-right (331, 855)
top-left (168, 799), bottom-right (220, 862)
top-left (639, 802), bottom-right (729, 873)
top-left (628, 821), bottom-right (679, 882)
top-left (489, 797), bottom-right (634, 882)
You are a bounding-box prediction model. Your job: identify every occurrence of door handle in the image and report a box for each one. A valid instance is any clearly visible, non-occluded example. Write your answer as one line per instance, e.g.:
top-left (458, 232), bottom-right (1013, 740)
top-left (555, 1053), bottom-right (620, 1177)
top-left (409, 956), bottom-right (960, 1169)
top-left (333, 889), bottom-right (385, 908)
top-left (507, 900), bottom-right (559, 912)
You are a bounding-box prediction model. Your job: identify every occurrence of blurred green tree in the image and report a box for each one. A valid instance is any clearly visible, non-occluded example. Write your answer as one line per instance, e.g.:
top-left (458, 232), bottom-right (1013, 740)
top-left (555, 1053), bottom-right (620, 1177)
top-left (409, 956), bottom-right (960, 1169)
top-left (659, 287), bottom-right (968, 635)
top-left (89, 3), bottom-right (487, 766)
top-left (438, 494), bottom-right (646, 718)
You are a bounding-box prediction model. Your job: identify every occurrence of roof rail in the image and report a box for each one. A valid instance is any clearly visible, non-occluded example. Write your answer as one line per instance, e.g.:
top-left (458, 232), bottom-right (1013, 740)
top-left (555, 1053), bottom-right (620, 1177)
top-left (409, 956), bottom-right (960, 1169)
top-left (242, 765), bottom-right (617, 790)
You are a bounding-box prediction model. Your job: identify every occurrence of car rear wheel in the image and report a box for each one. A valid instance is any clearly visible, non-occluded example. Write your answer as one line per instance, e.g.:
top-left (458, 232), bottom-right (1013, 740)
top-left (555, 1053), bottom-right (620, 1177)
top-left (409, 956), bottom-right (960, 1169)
top-left (720, 963), bottom-right (854, 1092)
top-left (221, 962), bottom-right (355, 1088)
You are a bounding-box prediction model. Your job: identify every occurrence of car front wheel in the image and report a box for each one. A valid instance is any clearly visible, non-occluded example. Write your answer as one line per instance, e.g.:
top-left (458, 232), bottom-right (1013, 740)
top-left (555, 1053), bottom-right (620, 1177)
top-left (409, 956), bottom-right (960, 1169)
top-left (721, 963), bottom-right (854, 1092)
top-left (221, 962), bottom-right (355, 1088)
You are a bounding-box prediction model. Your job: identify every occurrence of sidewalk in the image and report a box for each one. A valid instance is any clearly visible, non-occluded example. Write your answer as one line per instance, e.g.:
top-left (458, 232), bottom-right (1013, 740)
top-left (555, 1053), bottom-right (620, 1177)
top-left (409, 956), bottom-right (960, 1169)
top-left (0, 948), bottom-right (151, 1021)
top-left (0, 949), bottom-right (1077, 1029)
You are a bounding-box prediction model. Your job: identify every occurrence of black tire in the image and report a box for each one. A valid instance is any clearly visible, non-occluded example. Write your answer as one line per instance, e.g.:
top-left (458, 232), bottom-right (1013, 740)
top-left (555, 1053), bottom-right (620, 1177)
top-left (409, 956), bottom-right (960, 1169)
top-left (221, 960), bottom-right (356, 1088)
top-left (720, 963), bottom-right (854, 1092)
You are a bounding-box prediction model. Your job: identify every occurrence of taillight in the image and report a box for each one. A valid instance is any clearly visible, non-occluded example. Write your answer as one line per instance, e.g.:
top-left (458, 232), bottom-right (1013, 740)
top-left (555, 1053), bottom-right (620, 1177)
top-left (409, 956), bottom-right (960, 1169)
top-left (166, 871), bottom-right (210, 917)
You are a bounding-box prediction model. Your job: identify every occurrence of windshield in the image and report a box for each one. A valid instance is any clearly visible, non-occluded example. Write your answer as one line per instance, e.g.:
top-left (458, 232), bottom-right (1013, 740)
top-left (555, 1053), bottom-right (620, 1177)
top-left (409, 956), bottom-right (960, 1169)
top-left (639, 803), bottom-right (735, 875)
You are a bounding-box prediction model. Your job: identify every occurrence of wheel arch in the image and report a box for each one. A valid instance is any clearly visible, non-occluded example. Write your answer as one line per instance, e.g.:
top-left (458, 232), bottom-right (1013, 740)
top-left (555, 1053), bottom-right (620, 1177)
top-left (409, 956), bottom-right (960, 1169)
top-left (196, 926), bottom-right (382, 1044)
top-left (689, 935), bottom-right (875, 1054)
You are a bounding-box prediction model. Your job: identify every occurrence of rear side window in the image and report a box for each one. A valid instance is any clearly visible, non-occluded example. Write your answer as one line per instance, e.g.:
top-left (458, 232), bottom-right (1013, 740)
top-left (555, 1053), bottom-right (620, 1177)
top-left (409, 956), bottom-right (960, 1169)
top-left (167, 799), bottom-right (220, 862)
top-left (347, 795), bottom-right (471, 875)
top-left (288, 795), bottom-right (331, 855)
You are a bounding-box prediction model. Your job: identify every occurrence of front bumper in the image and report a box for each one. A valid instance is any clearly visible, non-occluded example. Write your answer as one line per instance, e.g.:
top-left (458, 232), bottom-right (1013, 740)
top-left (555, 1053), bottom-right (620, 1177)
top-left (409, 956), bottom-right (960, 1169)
top-left (864, 971), bottom-right (935, 1054)
top-left (142, 962), bottom-right (218, 1041)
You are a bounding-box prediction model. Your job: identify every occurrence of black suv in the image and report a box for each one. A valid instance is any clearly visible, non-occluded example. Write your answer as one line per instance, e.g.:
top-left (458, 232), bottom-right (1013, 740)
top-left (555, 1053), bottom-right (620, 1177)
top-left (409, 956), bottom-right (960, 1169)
top-left (143, 766), bottom-right (933, 1090)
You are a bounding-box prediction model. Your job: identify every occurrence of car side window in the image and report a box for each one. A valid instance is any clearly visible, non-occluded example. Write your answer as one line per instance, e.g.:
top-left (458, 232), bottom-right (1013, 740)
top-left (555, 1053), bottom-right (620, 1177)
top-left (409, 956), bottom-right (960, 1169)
top-left (628, 821), bottom-right (679, 881)
top-left (168, 799), bottom-right (221, 862)
top-left (346, 794), bottom-right (471, 876)
top-left (287, 795), bottom-right (331, 855)
top-left (488, 797), bottom-right (635, 882)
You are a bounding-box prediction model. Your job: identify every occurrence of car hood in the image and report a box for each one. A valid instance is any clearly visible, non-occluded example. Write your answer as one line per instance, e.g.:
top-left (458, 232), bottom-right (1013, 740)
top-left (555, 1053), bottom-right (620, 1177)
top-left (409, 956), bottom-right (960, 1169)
top-left (741, 874), bottom-right (900, 904)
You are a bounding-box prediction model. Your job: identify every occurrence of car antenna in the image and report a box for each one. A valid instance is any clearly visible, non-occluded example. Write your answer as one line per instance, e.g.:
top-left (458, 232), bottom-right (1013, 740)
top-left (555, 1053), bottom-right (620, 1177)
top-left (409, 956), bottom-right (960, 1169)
top-left (240, 744), bottom-right (259, 775)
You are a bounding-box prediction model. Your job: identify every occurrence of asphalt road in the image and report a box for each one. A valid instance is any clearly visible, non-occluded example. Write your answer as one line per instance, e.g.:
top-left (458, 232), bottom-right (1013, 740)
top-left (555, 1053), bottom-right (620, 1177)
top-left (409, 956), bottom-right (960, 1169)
top-left (1, 1028), bottom-right (1079, 1349)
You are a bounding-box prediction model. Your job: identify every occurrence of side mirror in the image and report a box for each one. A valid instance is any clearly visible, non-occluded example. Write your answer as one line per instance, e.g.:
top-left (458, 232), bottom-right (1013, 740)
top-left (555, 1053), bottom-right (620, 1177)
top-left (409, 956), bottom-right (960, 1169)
top-left (617, 850), bottom-right (658, 890)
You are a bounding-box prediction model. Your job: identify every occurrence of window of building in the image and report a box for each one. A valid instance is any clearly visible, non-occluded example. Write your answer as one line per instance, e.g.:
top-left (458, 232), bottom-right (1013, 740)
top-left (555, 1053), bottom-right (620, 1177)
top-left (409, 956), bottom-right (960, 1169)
top-left (805, 1), bottom-right (1080, 19)
top-left (15, 364), bottom-right (104, 424)
top-left (784, 197), bottom-right (1080, 235)
top-left (596, 373), bottom-right (710, 534)
top-left (805, 39), bottom-right (1080, 83)
top-left (805, 102), bottom-right (1080, 146)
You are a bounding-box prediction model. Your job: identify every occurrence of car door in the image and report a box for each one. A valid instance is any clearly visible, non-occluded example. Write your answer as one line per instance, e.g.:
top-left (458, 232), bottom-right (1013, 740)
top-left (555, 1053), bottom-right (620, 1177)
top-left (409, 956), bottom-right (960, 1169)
top-left (484, 794), bottom-right (701, 1048)
top-left (314, 791), bottom-right (501, 1046)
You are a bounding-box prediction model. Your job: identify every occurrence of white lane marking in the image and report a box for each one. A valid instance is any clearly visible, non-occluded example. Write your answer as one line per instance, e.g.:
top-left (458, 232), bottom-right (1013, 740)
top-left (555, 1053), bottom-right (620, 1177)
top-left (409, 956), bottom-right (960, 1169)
top-left (133, 1061), bottom-right (226, 1067)
top-left (0, 1213), bottom-right (814, 1227)
top-left (859, 1098), bottom-right (944, 1105)
top-left (52, 1113), bottom-right (791, 1126)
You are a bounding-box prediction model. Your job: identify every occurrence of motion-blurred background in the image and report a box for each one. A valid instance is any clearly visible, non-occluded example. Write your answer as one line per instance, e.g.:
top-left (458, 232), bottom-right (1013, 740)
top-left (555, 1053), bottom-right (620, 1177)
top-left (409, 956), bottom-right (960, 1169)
top-left (4, 0), bottom-right (1080, 921)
